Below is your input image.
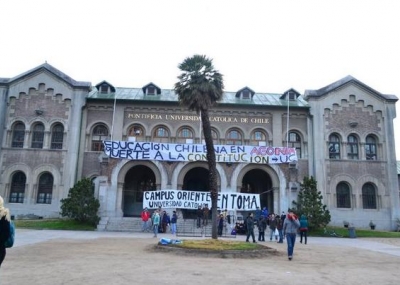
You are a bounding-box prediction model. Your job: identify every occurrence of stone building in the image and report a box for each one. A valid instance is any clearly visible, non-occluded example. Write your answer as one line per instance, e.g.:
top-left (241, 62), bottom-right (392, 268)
top-left (0, 63), bottom-right (398, 230)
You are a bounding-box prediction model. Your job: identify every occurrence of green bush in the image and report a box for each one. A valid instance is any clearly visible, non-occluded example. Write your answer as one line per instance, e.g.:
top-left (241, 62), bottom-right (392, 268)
top-left (60, 178), bottom-right (100, 226)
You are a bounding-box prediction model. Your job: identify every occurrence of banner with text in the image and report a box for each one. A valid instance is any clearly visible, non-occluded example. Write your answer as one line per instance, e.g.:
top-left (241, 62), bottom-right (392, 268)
top-left (103, 141), bottom-right (297, 164)
top-left (143, 190), bottom-right (260, 211)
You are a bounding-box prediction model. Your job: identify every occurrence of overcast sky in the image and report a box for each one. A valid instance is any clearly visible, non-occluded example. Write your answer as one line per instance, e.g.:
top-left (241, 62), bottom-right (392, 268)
top-left (1, 0), bottom-right (399, 159)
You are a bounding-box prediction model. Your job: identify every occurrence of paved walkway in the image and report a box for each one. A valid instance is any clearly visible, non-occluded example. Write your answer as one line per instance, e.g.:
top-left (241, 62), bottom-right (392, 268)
top-left (14, 228), bottom-right (400, 258)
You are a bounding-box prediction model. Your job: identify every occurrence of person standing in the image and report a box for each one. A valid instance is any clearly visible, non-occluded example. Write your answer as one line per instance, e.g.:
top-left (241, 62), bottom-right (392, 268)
top-left (170, 211), bottom-right (178, 234)
top-left (0, 196), bottom-right (11, 267)
top-left (245, 213), bottom-right (256, 243)
top-left (283, 209), bottom-right (300, 260)
top-left (276, 215), bottom-right (284, 243)
top-left (161, 211), bottom-right (170, 233)
top-left (202, 204), bottom-right (209, 226)
top-left (268, 214), bottom-right (277, 241)
top-left (141, 208), bottom-right (150, 232)
top-left (196, 206), bottom-right (203, 228)
top-left (257, 216), bottom-right (266, 242)
top-left (152, 209), bottom-right (160, 238)
top-left (299, 214), bottom-right (309, 244)
top-left (218, 213), bottom-right (224, 236)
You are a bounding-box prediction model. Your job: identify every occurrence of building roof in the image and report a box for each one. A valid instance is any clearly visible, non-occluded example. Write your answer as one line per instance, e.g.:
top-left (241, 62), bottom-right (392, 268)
top-left (88, 85), bottom-right (310, 108)
top-left (0, 62), bottom-right (91, 89)
top-left (304, 75), bottom-right (398, 102)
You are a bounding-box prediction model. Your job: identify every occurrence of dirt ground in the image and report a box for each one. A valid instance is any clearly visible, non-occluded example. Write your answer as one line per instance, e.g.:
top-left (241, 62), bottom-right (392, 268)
top-left (1, 232), bottom-right (400, 285)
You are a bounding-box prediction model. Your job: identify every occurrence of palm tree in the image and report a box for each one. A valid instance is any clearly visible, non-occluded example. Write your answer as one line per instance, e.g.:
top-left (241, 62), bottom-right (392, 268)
top-left (174, 55), bottom-right (224, 239)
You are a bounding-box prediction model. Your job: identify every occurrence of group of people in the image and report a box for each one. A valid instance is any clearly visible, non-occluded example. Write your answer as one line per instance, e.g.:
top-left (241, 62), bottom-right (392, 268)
top-left (196, 204), bottom-right (210, 228)
top-left (245, 208), bottom-right (309, 260)
top-left (141, 207), bottom-right (178, 238)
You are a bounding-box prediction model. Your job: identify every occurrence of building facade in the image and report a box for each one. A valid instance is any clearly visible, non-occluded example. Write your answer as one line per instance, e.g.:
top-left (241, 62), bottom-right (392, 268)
top-left (0, 64), bottom-right (398, 230)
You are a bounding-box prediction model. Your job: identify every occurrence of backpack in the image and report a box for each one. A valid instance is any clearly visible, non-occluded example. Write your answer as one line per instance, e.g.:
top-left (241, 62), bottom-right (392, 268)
top-left (4, 221), bottom-right (15, 248)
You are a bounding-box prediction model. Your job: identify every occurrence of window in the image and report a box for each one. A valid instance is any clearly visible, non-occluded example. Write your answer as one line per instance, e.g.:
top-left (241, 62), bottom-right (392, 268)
top-left (9, 171), bottom-right (26, 203)
top-left (12, 122), bottom-right (25, 148)
top-left (51, 124), bottom-right (64, 149)
top-left (91, 124), bottom-right (109, 151)
top-left (329, 134), bottom-right (341, 159)
top-left (347, 135), bottom-right (359, 160)
top-left (242, 90), bottom-right (250, 99)
top-left (336, 182), bottom-right (351, 208)
top-left (100, 84), bottom-right (108, 94)
top-left (250, 130), bottom-right (267, 146)
top-left (147, 86), bottom-right (155, 95)
top-left (211, 129), bottom-right (219, 145)
top-left (177, 127), bottom-right (193, 143)
top-left (288, 132), bottom-right (302, 158)
top-left (31, 123), bottom-right (45, 148)
top-left (153, 126), bottom-right (169, 142)
top-left (37, 173), bottom-right (53, 204)
top-left (128, 125), bottom-right (145, 141)
top-left (365, 135), bottom-right (377, 160)
top-left (362, 183), bottom-right (377, 209)
top-left (226, 129), bottom-right (243, 145)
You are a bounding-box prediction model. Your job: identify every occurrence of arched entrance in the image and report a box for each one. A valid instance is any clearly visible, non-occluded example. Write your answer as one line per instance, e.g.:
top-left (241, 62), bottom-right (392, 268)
top-left (181, 167), bottom-right (209, 219)
top-left (240, 169), bottom-right (273, 214)
top-left (123, 165), bottom-right (156, 217)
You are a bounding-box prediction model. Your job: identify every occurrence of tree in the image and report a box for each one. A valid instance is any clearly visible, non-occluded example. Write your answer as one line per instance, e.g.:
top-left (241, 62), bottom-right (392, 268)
top-left (292, 176), bottom-right (331, 229)
top-left (60, 178), bottom-right (100, 226)
top-left (174, 55), bottom-right (224, 239)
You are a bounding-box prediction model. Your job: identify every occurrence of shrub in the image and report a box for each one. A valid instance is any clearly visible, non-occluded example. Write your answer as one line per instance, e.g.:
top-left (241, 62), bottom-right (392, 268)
top-left (60, 178), bottom-right (100, 226)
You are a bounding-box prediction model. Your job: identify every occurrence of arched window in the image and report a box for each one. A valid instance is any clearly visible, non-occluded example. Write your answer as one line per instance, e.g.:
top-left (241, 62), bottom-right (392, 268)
top-left (365, 135), bottom-right (377, 160)
top-left (250, 129), bottom-right (267, 146)
top-left (336, 182), bottom-right (351, 208)
top-left (177, 127), bottom-right (194, 143)
top-left (153, 126), bottom-right (169, 142)
top-left (128, 125), bottom-right (145, 141)
top-left (288, 132), bottom-right (302, 158)
top-left (347, 135), bottom-right (359, 160)
top-left (329, 134), bottom-right (341, 159)
top-left (91, 124), bottom-right (109, 151)
top-left (31, 123), bottom-right (45, 148)
top-left (226, 129), bottom-right (243, 145)
top-left (211, 129), bottom-right (219, 145)
top-left (9, 171), bottom-right (26, 203)
top-left (12, 122), bottom-right (25, 148)
top-left (362, 183), bottom-right (377, 209)
top-left (51, 124), bottom-right (64, 149)
top-left (37, 173), bottom-right (53, 204)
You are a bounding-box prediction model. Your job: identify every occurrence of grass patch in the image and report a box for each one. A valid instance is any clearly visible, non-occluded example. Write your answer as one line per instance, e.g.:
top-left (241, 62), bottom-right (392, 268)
top-left (311, 226), bottom-right (400, 238)
top-left (15, 219), bottom-right (96, 231)
top-left (173, 239), bottom-right (260, 250)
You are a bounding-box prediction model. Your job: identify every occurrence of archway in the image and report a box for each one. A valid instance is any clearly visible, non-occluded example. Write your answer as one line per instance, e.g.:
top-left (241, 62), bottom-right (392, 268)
top-left (181, 167), bottom-right (209, 219)
top-left (240, 169), bottom-right (273, 215)
top-left (123, 165), bottom-right (156, 217)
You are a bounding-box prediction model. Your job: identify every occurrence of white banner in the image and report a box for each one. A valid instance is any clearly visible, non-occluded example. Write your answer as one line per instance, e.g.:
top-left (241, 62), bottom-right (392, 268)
top-left (143, 190), bottom-right (260, 211)
top-left (103, 141), bottom-right (297, 164)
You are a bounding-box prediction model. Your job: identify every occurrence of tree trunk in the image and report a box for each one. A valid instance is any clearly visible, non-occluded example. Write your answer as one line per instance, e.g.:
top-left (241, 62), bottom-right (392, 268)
top-left (201, 109), bottom-right (219, 239)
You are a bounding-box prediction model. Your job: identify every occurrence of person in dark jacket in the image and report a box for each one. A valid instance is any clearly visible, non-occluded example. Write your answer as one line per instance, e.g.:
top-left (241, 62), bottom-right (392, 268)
top-left (161, 211), bottom-right (170, 233)
top-left (245, 213), bottom-right (256, 243)
top-left (0, 196), bottom-right (11, 267)
top-left (218, 213), bottom-right (224, 236)
top-left (170, 211), bottom-right (178, 234)
top-left (257, 216), bottom-right (267, 242)
top-left (299, 214), bottom-right (309, 244)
